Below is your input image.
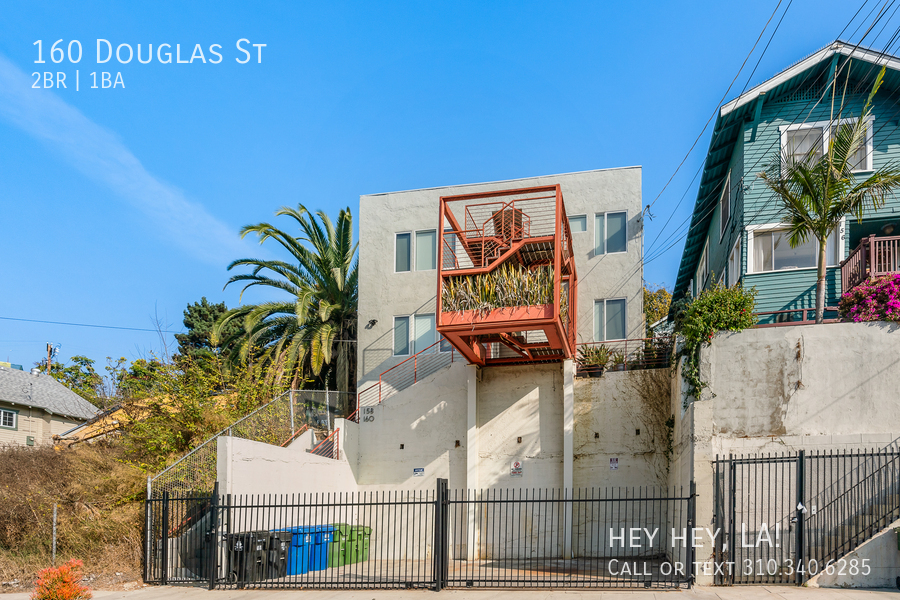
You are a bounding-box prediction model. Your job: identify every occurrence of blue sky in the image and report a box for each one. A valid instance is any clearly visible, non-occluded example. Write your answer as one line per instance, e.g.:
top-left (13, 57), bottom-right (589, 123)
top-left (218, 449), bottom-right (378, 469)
top-left (0, 0), bottom-right (879, 368)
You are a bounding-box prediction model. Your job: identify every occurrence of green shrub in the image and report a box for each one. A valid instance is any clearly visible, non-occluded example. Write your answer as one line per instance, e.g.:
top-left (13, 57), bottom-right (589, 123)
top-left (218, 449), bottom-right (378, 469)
top-left (674, 283), bottom-right (756, 403)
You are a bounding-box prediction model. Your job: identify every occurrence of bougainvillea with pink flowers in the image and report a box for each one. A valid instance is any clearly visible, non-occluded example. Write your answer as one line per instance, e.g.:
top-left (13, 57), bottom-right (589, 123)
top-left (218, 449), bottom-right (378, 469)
top-left (838, 274), bottom-right (900, 322)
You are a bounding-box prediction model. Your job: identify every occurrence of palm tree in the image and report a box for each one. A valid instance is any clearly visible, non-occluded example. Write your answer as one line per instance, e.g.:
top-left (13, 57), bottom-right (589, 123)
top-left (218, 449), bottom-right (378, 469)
top-left (759, 66), bottom-right (900, 323)
top-left (213, 205), bottom-right (358, 393)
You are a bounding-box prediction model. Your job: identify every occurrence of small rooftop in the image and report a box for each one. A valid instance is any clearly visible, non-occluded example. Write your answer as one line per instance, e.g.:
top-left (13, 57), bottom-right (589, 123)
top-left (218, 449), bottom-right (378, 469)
top-left (0, 365), bottom-right (99, 421)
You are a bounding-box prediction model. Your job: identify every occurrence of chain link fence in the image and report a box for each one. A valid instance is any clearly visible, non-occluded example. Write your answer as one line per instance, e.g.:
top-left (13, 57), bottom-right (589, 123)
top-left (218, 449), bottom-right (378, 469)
top-left (149, 390), bottom-right (354, 500)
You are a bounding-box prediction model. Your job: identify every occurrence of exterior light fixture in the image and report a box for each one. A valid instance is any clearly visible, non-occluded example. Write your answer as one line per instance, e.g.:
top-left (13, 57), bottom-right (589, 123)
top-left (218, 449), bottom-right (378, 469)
top-left (882, 223), bottom-right (897, 235)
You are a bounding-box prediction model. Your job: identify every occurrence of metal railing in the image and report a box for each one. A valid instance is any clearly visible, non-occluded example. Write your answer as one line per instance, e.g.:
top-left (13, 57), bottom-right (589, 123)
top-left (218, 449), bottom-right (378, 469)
top-left (841, 234), bottom-right (900, 292)
top-left (754, 307), bottom-right (841, 327)
top-left (145, 481), bottom-right (696, 590)
top-left (357, 340), bottom-right (457, 407)
top-left (442, 194), bottom-right (557, 272)
top-left (280, 424), bottom-right (309, 448)
top-left (310, 429), bottom-right (340, 461)
top-left (575, 336), bottom-right (674, 377)
top-left (714, 447), bottom-right (900, 586)
top-left (149, 390), bottom-right (354, 499)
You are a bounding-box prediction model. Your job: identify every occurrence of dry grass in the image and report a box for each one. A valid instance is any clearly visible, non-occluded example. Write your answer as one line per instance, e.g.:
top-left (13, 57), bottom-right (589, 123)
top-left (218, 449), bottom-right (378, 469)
top-left (0, 444), bottom-right (145, 591)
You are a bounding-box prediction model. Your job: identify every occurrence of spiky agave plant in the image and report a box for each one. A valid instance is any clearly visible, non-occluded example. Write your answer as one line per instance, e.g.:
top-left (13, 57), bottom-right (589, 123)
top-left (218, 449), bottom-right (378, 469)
top-left (442, 263), bottom-right (557, 313)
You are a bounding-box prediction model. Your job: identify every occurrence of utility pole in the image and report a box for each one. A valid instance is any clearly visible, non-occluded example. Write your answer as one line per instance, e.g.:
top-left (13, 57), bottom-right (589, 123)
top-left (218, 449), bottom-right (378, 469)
top-left (46, 342), bottom-right (52, 375)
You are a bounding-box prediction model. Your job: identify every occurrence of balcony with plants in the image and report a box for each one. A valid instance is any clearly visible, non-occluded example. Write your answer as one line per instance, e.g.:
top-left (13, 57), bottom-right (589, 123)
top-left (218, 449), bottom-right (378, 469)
top-left (436, 185), bottom-right (577, 366)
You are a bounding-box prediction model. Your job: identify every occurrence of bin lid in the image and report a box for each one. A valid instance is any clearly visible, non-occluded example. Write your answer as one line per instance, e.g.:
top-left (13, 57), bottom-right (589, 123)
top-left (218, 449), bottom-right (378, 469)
top-left (331, 523), bottom-right (351, 535)
top-left (350, 525), bottom-right (373, 535)
top-left (278, 525), bottom-right (336, 534)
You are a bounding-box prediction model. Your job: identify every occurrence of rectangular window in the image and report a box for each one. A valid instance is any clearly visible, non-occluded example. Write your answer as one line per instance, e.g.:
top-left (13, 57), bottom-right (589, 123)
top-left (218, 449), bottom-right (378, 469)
top-left (0, 409), bottom-right (16, 429)
top-left (785, 127), bottom-right (824, 164)
top-left (413, 313), bottom-right (436, 353)
top-left (728, 237), bottom-right (741, 287)
top-left (443, 226), bottom-right (456, 268)
top-left (750, 228), bottom-right (838, 273)
top-left (393, 316), bottom-right (410, 355)
top-left (832, 124), bottom-right (869, 171)
top-left (782, 120), bottom-right (873, 172)
top-left (696, 240), bottom-right (709, 291)
top-left (568, 215), bottom-right (587, 232)
top-left (719, 175), bottom-right (731, 239)
top-left (415, 230), bottom-right (436, 271)
top-left (593, 298), bottom-right (627, 342)
top-left (395, 233), bottom-right (411, 272)
top-left (595, 212), bottom-right (627, 254)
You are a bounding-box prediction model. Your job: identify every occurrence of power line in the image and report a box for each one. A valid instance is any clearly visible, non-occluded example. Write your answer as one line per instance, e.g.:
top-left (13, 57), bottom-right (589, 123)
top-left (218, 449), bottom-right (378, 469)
top-left (642, 0), bottom-right (788, 217)
top-left (652, 7), bottom-right (900, 288)
top-left (0, 315), bottom-right (360, 343)
top-left (0, 315), bottom-right (184, 334)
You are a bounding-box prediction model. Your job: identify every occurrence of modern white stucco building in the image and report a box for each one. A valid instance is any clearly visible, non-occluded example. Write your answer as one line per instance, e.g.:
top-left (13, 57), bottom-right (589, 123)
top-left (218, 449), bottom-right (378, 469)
top-left (349, 167), bottom-right (648, 492)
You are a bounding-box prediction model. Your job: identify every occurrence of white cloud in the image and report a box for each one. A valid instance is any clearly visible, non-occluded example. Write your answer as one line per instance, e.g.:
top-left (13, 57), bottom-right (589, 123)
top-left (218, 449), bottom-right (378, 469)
top-left (0, 54), bottom-right (255, 266)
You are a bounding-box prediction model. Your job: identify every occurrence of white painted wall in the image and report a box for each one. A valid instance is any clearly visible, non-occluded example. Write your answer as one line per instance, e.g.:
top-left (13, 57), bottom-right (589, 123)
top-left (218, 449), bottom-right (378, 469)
top-left (475, 364), bottom-right (564, 490)
top-left (810, 517), bottom-right (900, 588)
top-left (356, 361), bottom-right (468, 491)
top-left (575, 369), bottom-right (672, 490)
top-left (217, 435), bottom-right (358, 498)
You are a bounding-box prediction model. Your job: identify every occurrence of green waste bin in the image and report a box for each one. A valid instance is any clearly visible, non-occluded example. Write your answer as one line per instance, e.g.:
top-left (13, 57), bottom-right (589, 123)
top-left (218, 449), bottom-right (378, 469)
top-left (328, 523), bottom-right (351, 567)
top-left (346, 526), bottom-right (372, 564)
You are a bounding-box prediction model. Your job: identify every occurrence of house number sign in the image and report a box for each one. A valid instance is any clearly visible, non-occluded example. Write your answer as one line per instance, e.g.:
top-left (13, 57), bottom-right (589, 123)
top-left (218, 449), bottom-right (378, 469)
top-left (362, 407), bottom-right (375, 422)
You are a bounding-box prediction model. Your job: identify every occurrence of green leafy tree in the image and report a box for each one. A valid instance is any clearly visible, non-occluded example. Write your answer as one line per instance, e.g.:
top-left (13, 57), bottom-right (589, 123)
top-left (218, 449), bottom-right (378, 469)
top-left (119, 354), bottom-right (287, 471)
top-left (643, 285), bottom-right (672, 335)
top-left (759, 66), bottom-right (900, 323)
top-left (48, 355), bottom-right (104, 406)
top-left (174, 297), bottom-right (241, 361)
top-left (214, 204), bottom-right (358, 393)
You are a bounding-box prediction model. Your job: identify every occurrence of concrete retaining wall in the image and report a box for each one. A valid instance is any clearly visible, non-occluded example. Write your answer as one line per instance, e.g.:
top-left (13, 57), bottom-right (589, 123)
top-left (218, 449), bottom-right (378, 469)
top-left (674, 322), bottom-right (900, 585)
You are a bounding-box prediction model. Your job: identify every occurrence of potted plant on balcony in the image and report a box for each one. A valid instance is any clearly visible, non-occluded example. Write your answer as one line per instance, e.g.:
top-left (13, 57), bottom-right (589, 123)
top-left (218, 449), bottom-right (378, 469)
top-left (577, 345), bottom-right (609, 378)
top-left (491, 206), bottom-right (526, 241)
top-left (610, 351), bottom-right (628, 372)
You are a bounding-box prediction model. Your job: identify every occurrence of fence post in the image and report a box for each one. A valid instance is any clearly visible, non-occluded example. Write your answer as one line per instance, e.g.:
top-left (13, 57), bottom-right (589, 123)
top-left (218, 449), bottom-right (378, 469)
top-left (161, 491), bottom-right (169, 586)
top-left (728, 455), bottom-right (736, 585)
top-left (208, 483), bottom-right (220, 590)
top-left (52, 503), bottom-right (57, 566)
top-left (289, 390), bottom-right (295, 436)
top-left (795, 450), bottom-right (805, 586)
top-left (434, 478), bottom-right (448, 591)
top-left (143, 493), bottom-right (150, 582)
top-left (688, 480), bottom-right (696, 587)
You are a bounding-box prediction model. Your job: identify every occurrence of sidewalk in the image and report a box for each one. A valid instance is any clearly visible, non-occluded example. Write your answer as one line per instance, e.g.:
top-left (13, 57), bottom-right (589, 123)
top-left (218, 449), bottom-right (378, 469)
top-left (4, 585), bottom-right (900, 600)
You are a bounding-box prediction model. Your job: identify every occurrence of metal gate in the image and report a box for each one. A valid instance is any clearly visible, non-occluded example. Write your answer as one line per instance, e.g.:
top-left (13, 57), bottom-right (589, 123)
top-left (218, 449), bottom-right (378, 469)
top-left (714, 448), bottom-right (900, 586)
top-left (443, 484), bottom-right (695, 589)
top-left (714, 454), bottom-right (800, 585)
top-left (145, 480), bottom-right (696, 590)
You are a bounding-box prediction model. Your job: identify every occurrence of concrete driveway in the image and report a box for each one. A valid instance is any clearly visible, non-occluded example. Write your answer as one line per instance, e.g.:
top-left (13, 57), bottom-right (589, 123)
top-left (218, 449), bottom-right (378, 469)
top-left (4, 585), bottom-right (900, 600)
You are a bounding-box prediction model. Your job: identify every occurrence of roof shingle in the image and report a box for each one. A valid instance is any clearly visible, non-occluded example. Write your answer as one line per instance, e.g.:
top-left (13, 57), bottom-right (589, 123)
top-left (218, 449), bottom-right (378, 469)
top-left (0, 365), bottom-right (98, 421)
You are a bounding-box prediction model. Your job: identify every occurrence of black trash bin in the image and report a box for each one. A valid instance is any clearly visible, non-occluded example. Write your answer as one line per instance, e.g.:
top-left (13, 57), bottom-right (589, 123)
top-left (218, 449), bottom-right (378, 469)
top-left (267, 531), bottom-right (292, 579)
top-left (227, 532), bottom-right (269, 586)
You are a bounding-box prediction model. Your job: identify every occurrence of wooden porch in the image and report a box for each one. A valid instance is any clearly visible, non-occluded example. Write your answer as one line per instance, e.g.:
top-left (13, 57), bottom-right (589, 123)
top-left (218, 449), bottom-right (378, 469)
top-left (840, 234), bottom-right (900, 292)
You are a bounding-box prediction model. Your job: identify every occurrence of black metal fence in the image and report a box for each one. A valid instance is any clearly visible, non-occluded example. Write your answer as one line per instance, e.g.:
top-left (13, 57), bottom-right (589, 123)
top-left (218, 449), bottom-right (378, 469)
top-left (145, 481), bottom-right (695, 590)
top-left (714, 448), bottom-right (900, 586)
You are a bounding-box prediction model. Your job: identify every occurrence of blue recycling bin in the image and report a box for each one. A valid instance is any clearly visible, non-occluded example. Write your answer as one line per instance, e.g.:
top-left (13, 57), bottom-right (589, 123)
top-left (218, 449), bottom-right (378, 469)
top-left (309, 527), bottom-right (335, 571)
top-left (278, 525), bottom-right (335, 574)
top-left (286, 531), bottom-right (312, 576)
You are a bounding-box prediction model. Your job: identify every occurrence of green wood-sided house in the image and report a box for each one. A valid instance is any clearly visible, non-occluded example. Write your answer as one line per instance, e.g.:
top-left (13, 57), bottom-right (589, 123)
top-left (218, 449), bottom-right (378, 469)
top-left (673, 41), bottom-right (900, 323)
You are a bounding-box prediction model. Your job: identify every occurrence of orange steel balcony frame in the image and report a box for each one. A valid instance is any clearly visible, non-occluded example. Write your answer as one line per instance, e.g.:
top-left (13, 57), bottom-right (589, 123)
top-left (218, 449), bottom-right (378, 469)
top-left (436, 185), bottom-right (577, 366)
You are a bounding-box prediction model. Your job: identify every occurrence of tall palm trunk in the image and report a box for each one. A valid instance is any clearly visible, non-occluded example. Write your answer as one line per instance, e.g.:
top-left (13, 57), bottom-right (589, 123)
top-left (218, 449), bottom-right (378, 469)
top-left (816, 236), bottom-right (827, 324)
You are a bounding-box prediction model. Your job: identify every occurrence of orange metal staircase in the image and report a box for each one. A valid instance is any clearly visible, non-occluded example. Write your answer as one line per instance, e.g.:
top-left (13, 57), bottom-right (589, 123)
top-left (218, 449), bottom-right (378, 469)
top-left (437, 185), bottom-right (577, 366)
